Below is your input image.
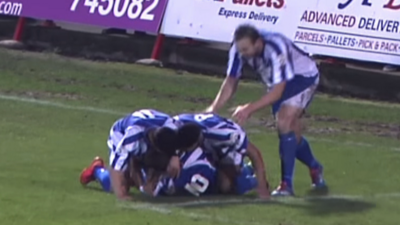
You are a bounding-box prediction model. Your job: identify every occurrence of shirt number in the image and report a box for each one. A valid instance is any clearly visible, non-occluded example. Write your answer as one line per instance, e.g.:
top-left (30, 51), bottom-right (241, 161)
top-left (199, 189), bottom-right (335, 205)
top-left (132, 109), bottom-right (155, 119)
top-left (194, 114), bottom-right (214, 122)
top-left (184, 174), bottom-right (209, 196)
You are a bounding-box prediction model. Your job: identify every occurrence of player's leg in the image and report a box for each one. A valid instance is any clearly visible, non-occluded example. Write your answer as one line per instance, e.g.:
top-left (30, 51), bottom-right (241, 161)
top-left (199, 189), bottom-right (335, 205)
top-left (80, 156), bottom-right (112, 192)
top-left (235, 162), bottom-right (258, 195)
top-left (79, 126), bottom-right (121, 193)
top-left (217, 153), bottom-right (257, 195)
top-left (292, 118), bottom-right (325, 189)
top-left (271, 78), bottom-right (325, 196)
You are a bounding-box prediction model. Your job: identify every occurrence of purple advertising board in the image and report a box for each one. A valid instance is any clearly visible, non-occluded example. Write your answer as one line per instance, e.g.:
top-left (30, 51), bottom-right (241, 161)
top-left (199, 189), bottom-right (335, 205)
top-left (0, 0), bottom-right (168, 33)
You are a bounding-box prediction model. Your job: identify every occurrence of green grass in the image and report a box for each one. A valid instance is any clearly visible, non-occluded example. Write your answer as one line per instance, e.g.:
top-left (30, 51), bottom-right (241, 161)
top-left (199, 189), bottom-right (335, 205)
top-left (0, 49), bottom-right (399, 225)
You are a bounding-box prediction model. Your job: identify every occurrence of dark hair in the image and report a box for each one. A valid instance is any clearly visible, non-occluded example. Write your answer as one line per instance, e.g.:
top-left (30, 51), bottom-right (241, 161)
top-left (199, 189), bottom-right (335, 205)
top-left (177, 123), bottom-right (203, 150)
top-left (152, 127), bottom-right (178, 156)
top-left (234, 24), bottom-right (260, 43)
top-left (143, 150), bottom-right (171, 171)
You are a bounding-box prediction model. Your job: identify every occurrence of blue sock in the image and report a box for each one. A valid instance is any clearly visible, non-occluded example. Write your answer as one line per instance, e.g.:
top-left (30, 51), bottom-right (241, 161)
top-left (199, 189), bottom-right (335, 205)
top-left (296, 137), bottom-right (321, 170)
top-left (235, 167), bottom-right (258, 195)
top-left (94, 167), bottom-right (112, 192)
top-left (279, 132), bottom-right (297, 189)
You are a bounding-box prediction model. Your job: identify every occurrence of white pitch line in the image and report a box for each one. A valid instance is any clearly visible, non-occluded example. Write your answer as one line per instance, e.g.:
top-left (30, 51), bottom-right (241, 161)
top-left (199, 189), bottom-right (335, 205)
top-left (168, 192), bottom-right (400, 207)
top-left (0, 94), bottom-right (399, 152)
top-left (0, 94), bottom-right (124, 116)
top-left (118, 202), bottom-right (265, 225)
top-left (117, 192), bottom-right (400, 224)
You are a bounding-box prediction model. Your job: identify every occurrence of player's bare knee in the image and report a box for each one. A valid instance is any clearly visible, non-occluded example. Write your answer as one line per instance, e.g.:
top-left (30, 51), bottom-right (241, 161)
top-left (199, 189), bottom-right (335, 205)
top-left (217, 171), bottom-right (234, 194)
top-left (277, 105), bottom-right (303, 134)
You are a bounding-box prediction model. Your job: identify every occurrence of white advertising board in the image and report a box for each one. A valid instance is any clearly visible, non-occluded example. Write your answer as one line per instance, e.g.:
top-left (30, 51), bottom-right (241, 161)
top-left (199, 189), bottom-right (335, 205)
top-left (161, 0), bottom-right (400, 65)
top-left (291, 0), bottom-right (400, 65)
top-left (160, 0), bottom-right (307, 43)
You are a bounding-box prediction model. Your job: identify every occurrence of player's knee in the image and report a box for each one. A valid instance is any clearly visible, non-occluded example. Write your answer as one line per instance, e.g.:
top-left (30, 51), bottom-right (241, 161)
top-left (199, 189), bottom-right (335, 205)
top-left (217, 171), bottom-right (234, 194)
top-left (217, 166), bottom-right (239, 194)
top-left (276, 106), bottom-right (300, 134)
top-left (276, 118), bottom-right (292, 134)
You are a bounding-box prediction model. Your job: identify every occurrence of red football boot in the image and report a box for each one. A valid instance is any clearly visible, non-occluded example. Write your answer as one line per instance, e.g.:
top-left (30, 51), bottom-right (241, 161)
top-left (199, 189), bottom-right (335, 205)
top-left (80, 156), bottom-right (105, 186)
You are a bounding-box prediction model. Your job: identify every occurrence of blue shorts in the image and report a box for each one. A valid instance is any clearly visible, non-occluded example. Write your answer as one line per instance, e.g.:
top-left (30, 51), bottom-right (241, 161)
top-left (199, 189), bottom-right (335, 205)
top-left (174, 164), bottom-right (217, 196)
top-left (272, 74), bottom-right (319, 115)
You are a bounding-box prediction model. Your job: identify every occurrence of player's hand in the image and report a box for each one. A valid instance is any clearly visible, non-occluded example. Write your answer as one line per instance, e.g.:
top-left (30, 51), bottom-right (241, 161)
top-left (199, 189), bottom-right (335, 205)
top-left (257, 188), bottom-right (270, 200)
top-left (232, 104), bottom-right (252, 125)
top-left (256, 181), bottom-right (270, 200)
top-left (167, 156), bottom-right (181, 178)
top-left (140, 185), bottom-right (155, 196)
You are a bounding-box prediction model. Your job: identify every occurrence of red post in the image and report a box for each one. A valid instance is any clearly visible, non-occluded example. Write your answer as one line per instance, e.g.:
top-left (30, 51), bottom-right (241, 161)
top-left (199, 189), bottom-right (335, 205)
top-left (150, 34), bottom-right (165, 60)
top-left (13, 17), bottom-right (26, 41)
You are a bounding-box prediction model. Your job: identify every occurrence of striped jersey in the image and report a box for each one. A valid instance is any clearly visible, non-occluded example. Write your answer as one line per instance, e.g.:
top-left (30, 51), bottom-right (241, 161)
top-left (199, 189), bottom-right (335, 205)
top-left (227, 31), bottom-right (319, 88)
top-left (107, 109), bottom-right (176, 171)
top-left (153, 147), bottom-right (216, 196)
top-left (173, 113), bottom-right (248, 160)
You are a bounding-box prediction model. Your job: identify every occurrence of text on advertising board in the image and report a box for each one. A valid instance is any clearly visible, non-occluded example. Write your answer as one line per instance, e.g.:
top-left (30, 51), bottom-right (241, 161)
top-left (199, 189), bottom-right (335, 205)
top-left (337, 0), bottom-right (399, 10)
top-left (217, 0), bottom-right (284, 24)
top-left (70, 0), bottom-right (159, 21)
top-left (160, 0), bottom-right (303, 44)
top-left (0, 0), bottom-right (168, 33)
top-left (0, 1), bottom-right (22, 15)
top-left (294, 0), bottom-right (400, 65)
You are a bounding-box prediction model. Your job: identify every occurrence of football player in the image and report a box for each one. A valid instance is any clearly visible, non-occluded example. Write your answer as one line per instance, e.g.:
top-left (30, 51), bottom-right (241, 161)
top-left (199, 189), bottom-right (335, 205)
top-left (204, 24), bottom-right (326, 196)
top-left (173, 113), bottom-right (270, 199)
top-left (79, 109), bottom-right (181, 201)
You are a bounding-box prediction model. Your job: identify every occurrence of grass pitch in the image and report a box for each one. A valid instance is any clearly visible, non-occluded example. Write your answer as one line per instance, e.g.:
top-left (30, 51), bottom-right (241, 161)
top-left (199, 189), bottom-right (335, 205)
top-left (0, 49), bottom-right (399, 225)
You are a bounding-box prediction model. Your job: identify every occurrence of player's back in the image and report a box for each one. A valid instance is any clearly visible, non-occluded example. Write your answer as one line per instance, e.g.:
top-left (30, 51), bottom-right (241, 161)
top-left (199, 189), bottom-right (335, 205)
top-left (113, 109), bottom-right (173, 133)
top-left (174, 113), bottom-right (240, 131)
top-left (174, 113), bottom-right (246, 158)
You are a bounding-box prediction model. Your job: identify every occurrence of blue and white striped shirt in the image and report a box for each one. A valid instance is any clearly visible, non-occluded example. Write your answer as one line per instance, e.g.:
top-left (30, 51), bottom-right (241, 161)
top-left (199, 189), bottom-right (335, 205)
top-left (173, 113), bottom-right (248, 159)
top-left (227, 31), bottom-right (319, 88)
top-left (153, 147), bottom-right (216, 196)
top-left (108, 109), bottom-right (176, 171)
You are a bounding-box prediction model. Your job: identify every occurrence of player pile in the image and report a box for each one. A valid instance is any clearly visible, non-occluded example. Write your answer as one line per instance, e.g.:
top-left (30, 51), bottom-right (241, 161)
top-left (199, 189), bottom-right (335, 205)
top-left (80, 109), bottom-right (325, 200)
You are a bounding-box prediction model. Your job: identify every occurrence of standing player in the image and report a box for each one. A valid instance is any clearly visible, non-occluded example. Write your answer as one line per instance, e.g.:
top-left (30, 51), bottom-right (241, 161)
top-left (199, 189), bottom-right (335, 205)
top-left (173, 113), bottom-right (270, 199)
top-left (204, 24), bottom-right (326, 196)
top-left (79, 109), bottom-right (181, 200)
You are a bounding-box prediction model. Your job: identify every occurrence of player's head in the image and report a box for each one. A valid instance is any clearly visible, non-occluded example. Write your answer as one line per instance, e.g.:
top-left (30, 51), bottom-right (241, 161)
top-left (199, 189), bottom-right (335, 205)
top-left (177, 123), bottom-right (203, 151)
top-left (148, 126), bottom-right (178, 156)
top-left (234, 24), bottom-right (263, 58)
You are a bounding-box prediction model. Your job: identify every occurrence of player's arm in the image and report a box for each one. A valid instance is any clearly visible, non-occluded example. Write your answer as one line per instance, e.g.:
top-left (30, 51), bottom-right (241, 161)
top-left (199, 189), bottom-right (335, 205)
top-left (246, 141), bottom-right (270, 198)
top-left (140, 169), bottom-right (163, 196)
top-left (206, 45), bottom-right (242, 113)
top-left (246, 40), bottom-right (295, 114)
top-left (110, 127), bottom-right (143, 200)
top-left (129, 157), bottom-right (144, 188)
top-left (109, 149), bottom-right (132, 200)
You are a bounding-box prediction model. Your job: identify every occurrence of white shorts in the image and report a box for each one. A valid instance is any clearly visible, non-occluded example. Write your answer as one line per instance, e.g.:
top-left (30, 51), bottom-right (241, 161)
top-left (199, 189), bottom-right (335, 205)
top-left (281, 83), bottom-right (317, 110)
top-left (272, 75), bottom-right (319, 115)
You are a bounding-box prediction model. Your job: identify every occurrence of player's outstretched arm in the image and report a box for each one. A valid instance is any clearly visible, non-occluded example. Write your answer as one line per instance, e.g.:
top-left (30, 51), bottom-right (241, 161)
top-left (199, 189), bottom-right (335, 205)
top-left (206, 77), bottom-right (239, 113)
top-left (109, 168), bottom-right (132, 201)
top-left (206, 45), bottom-right (242, 113)
top-left (246, 141), bottom-right (270, 199)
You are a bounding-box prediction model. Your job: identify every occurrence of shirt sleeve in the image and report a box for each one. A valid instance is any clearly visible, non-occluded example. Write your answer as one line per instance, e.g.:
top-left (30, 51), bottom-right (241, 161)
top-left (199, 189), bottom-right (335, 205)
top-left (264, 37), bottom-right (295, 86)
top-left (226, 44), bottom-right (243, 78)
top-left (110, 126), bottom-right (142, 171)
